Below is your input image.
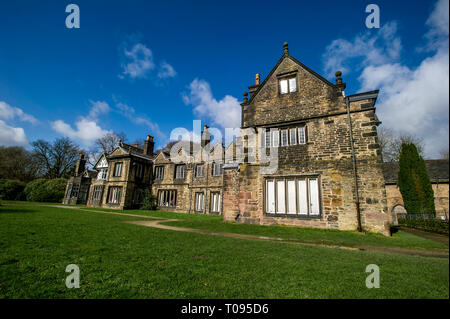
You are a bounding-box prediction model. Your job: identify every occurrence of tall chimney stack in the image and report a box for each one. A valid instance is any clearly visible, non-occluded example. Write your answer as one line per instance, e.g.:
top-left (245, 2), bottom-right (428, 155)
top-left (74, 153), bottom-right (86, 176)
top-left (144, 135), bottom-right (154, 155)
top-left (248, 73), bottom-right (261, 99)
top-left (201, 125), bottom-right (211, 148)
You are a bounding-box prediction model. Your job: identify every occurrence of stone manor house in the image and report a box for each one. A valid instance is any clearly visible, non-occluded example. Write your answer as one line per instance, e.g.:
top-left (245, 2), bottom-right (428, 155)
top-left (63, 42), bottom-right (449, 236)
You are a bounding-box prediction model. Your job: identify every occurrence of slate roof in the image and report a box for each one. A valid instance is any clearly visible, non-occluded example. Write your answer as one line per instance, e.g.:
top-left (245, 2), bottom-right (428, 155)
top-left (382, 159), bottom-right (449, 184)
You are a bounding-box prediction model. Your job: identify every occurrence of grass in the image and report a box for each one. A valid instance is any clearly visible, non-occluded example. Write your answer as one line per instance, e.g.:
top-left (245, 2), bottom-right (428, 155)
top-left (83, 205), bottom-right (448, 251)
top-left (0, 202), bottom-right (448, 298)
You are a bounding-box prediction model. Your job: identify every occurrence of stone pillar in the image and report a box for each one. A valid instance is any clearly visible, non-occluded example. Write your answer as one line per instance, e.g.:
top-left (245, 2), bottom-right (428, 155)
top-left (222, 164), bottom-right (240, 222)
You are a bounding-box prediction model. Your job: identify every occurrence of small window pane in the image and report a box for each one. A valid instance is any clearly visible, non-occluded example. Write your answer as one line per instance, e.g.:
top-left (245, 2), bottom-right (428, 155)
top-left (276, 180), bottom-right (285, 214)
top-left (289, 78), bottom-right (297, 92)
top-left (309, 178), bottom-right (320, 215)
top-left (298, 127), bottom-right (306, 144)
top-left (272, 130), bottom-right (279, 147)
top-left (280, 79), bottom-right (288, 94)
top-left (297, 179), bottom-right (308, 215)
top-left (281, 130), bottom-right (288, 146)
top-left (265, 131), bottom-right (271, 148)
top-left (287, 180), bottom-right (296, 214)
top-left (290, 128), bottom-right (297, 145)
top-left (267, 180), bottom-right (275, 213)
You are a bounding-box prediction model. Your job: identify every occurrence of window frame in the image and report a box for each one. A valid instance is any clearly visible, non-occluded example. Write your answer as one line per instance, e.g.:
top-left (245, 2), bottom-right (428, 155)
top-left (212, 162), bottom-right (223, 176)
top-left (280, 129), bottom-right (288, 146)
top-left (135, 163), bottom-right (144, 179)
top-left (154, 165), bottom-right (164, 180)
top-left (289, 128), bottom-right (297, 145)
top-left (272, 130), bottom-right (279, 148)
top-left (263, 175), bottom-right (322, 219)
top-left (107, 186), bottom-right (122, 205)
top-left (157, 189), bottom-right (177, 207)
top-left (196, 164), bottom-right (204, 178)
top-left (174, 164), bottom-right (186, 179)
top-left (195, 192), bottom-right (205, 212)
top-left (298, 126), bottom-right (306, 145)
top-left (112, 162), bottom-right (123, 177)
top-left (210, 192), bottom-right (221, 213)
top-left (278, 76), bottom-right (298, 95)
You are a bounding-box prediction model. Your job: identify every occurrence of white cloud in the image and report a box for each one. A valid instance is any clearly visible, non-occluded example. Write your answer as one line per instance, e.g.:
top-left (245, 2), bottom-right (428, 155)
top-left (0, 120), bottom-right (28, 147)
top-left (51, 100), bottom-right (112, 147)
top-left (157, 62), bottom-right (177, 79)
top-left (322, 0), bottom-right (449, 158)
top-left (183, 79), bottom-right (241, 129)
top-left (51, 118), bottom-right (110, 147)
top-left (0, 101), bottom-right (38, 124)
top-left (87, 100), bottom-right (110, 119)
top-left (115, 102), bottom-right (166, 141)
top-left (322, 22), bottom-right (402, 77)
top-left (120, 43), bottom-right (154, 79)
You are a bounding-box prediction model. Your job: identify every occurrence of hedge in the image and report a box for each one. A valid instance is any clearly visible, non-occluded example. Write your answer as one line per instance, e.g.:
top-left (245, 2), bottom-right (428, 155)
top-left (24, 178), bottom-right (67, 203)
top-left (0, 179), bottom-right (26, 200)
top-left (398, 218), bottom-right (449, 235)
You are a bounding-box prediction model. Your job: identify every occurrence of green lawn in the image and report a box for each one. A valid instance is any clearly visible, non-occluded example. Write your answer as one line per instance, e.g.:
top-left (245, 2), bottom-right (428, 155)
top-left (84, 205), bottom-right (448, 251)
top-left (0, 202), bottom-right (448, 298)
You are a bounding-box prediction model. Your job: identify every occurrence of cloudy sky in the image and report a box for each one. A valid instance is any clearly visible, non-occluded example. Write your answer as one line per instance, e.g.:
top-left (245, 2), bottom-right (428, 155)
top-left (0, 0), bottom-right (448, 158)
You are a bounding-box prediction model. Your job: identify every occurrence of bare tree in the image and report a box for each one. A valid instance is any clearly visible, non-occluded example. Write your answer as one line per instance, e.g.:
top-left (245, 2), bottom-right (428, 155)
top-left (377, 127), bottom-right (424, 162)
top-left (94, 132), bottom-right (127, 154)
top-left (31, 138), bottom-right (81, 178)
top-left (0, 146), bottom-right (37, 181)
top-left (439, 148), bottom-right (449, 159)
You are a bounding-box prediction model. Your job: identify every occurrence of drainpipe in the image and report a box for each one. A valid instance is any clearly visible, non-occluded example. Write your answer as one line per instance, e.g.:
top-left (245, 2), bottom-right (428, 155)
top-left (345, 95), bottom-right (363, 232)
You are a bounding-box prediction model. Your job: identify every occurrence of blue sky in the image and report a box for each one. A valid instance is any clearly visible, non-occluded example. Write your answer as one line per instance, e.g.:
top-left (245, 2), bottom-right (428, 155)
top-left (0, 0), bottom-right (448, 157)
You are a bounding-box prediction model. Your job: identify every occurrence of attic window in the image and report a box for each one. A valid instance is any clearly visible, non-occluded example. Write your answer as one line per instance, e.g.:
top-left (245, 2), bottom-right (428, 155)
top-left (279, 77), bottom-right (297, 94)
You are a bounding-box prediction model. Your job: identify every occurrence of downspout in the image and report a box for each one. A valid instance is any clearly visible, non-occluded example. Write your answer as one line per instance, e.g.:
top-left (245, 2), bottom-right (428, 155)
top-left (345, 96), bottom-right (363, 232)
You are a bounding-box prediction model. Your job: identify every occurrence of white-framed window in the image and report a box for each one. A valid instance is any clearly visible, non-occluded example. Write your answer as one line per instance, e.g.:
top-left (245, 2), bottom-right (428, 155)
top-left (210, 192), bottom-right (221, 213)
top-left (157, 189), bottom-right (177, 207)
top-left (212, 162), bottom-right (223, 176)
top-left (279, 77), bottom-right (297, 94)
top-left (154, 166), bottom-right (164, 180)
top-left (113, 162), bottom-right (123, 177)
top-left (196, 164), bottom-right (204, 177)
top-left (195, 192), bottom-right (205, 212)
top-left (265, 176), bottom-right (320, 217)
top-left (92, 185), bottom-right (104, 201)
top-left (289, 128), bottom-right (297, 145)
top-left (175, 165), bottom-right (186, 179)
top-left (272, 130), bottom-right (279, 147)
top-left (97, 168), bottom-right (108, 180)
top-left (281, 129), bottom-right (288, 146)
top-left (135, 163), bottom-right (144, 179)
top-left (298, 126), bottom-right (306, 144)
top-left (265, 131), bottom-right (271, 148)
top-left (108, 186), bottom-right (122, 204)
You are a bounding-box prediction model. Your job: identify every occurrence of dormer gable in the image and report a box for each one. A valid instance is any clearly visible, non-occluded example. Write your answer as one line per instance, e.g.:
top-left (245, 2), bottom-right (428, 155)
top-left (241, 42), bottom-right (346, 128)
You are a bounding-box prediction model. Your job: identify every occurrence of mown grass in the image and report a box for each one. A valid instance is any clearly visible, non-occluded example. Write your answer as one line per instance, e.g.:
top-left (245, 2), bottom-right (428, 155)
top-left (79, 205), bottom-right (448, 251)
top-left (0, 203), bottom-right (448, 298)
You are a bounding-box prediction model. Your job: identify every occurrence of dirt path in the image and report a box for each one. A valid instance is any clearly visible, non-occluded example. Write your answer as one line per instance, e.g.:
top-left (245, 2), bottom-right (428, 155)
top-left (398, 226), bottom-right (449, 247)
top-left (21, 204), bottom-right (450, 259)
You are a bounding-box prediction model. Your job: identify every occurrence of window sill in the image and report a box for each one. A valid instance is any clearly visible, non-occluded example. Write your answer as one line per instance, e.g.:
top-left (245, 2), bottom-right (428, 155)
top-left (264, 213), bottom-right (321, 219)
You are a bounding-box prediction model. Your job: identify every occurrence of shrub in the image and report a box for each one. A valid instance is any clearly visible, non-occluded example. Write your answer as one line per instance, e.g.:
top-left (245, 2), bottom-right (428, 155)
top-left (398, 218), bottom-right (449, 235)
top-left (397, 142), bottom-right (435, 215)
top-left (140, 189), bottom-right (157, 210)
top-left (24, 178), bottom-right (67, 202)
top-left (0, 179), bottom-right (26, 200)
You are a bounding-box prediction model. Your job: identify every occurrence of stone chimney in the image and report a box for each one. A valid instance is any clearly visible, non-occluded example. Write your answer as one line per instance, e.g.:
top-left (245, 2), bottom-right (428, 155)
top-left (283, 42), bottom-right (289, 55)
top-left (74, 153), bottom-right (86, 176)
top-left (143, 135), bottom-right (154, 155)
top-left (335, 71), bottom-right (346, 95)
top-left (248, 73), bottom-right (261, 99)
top-left (201, 125), bottom-right (211, 148)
